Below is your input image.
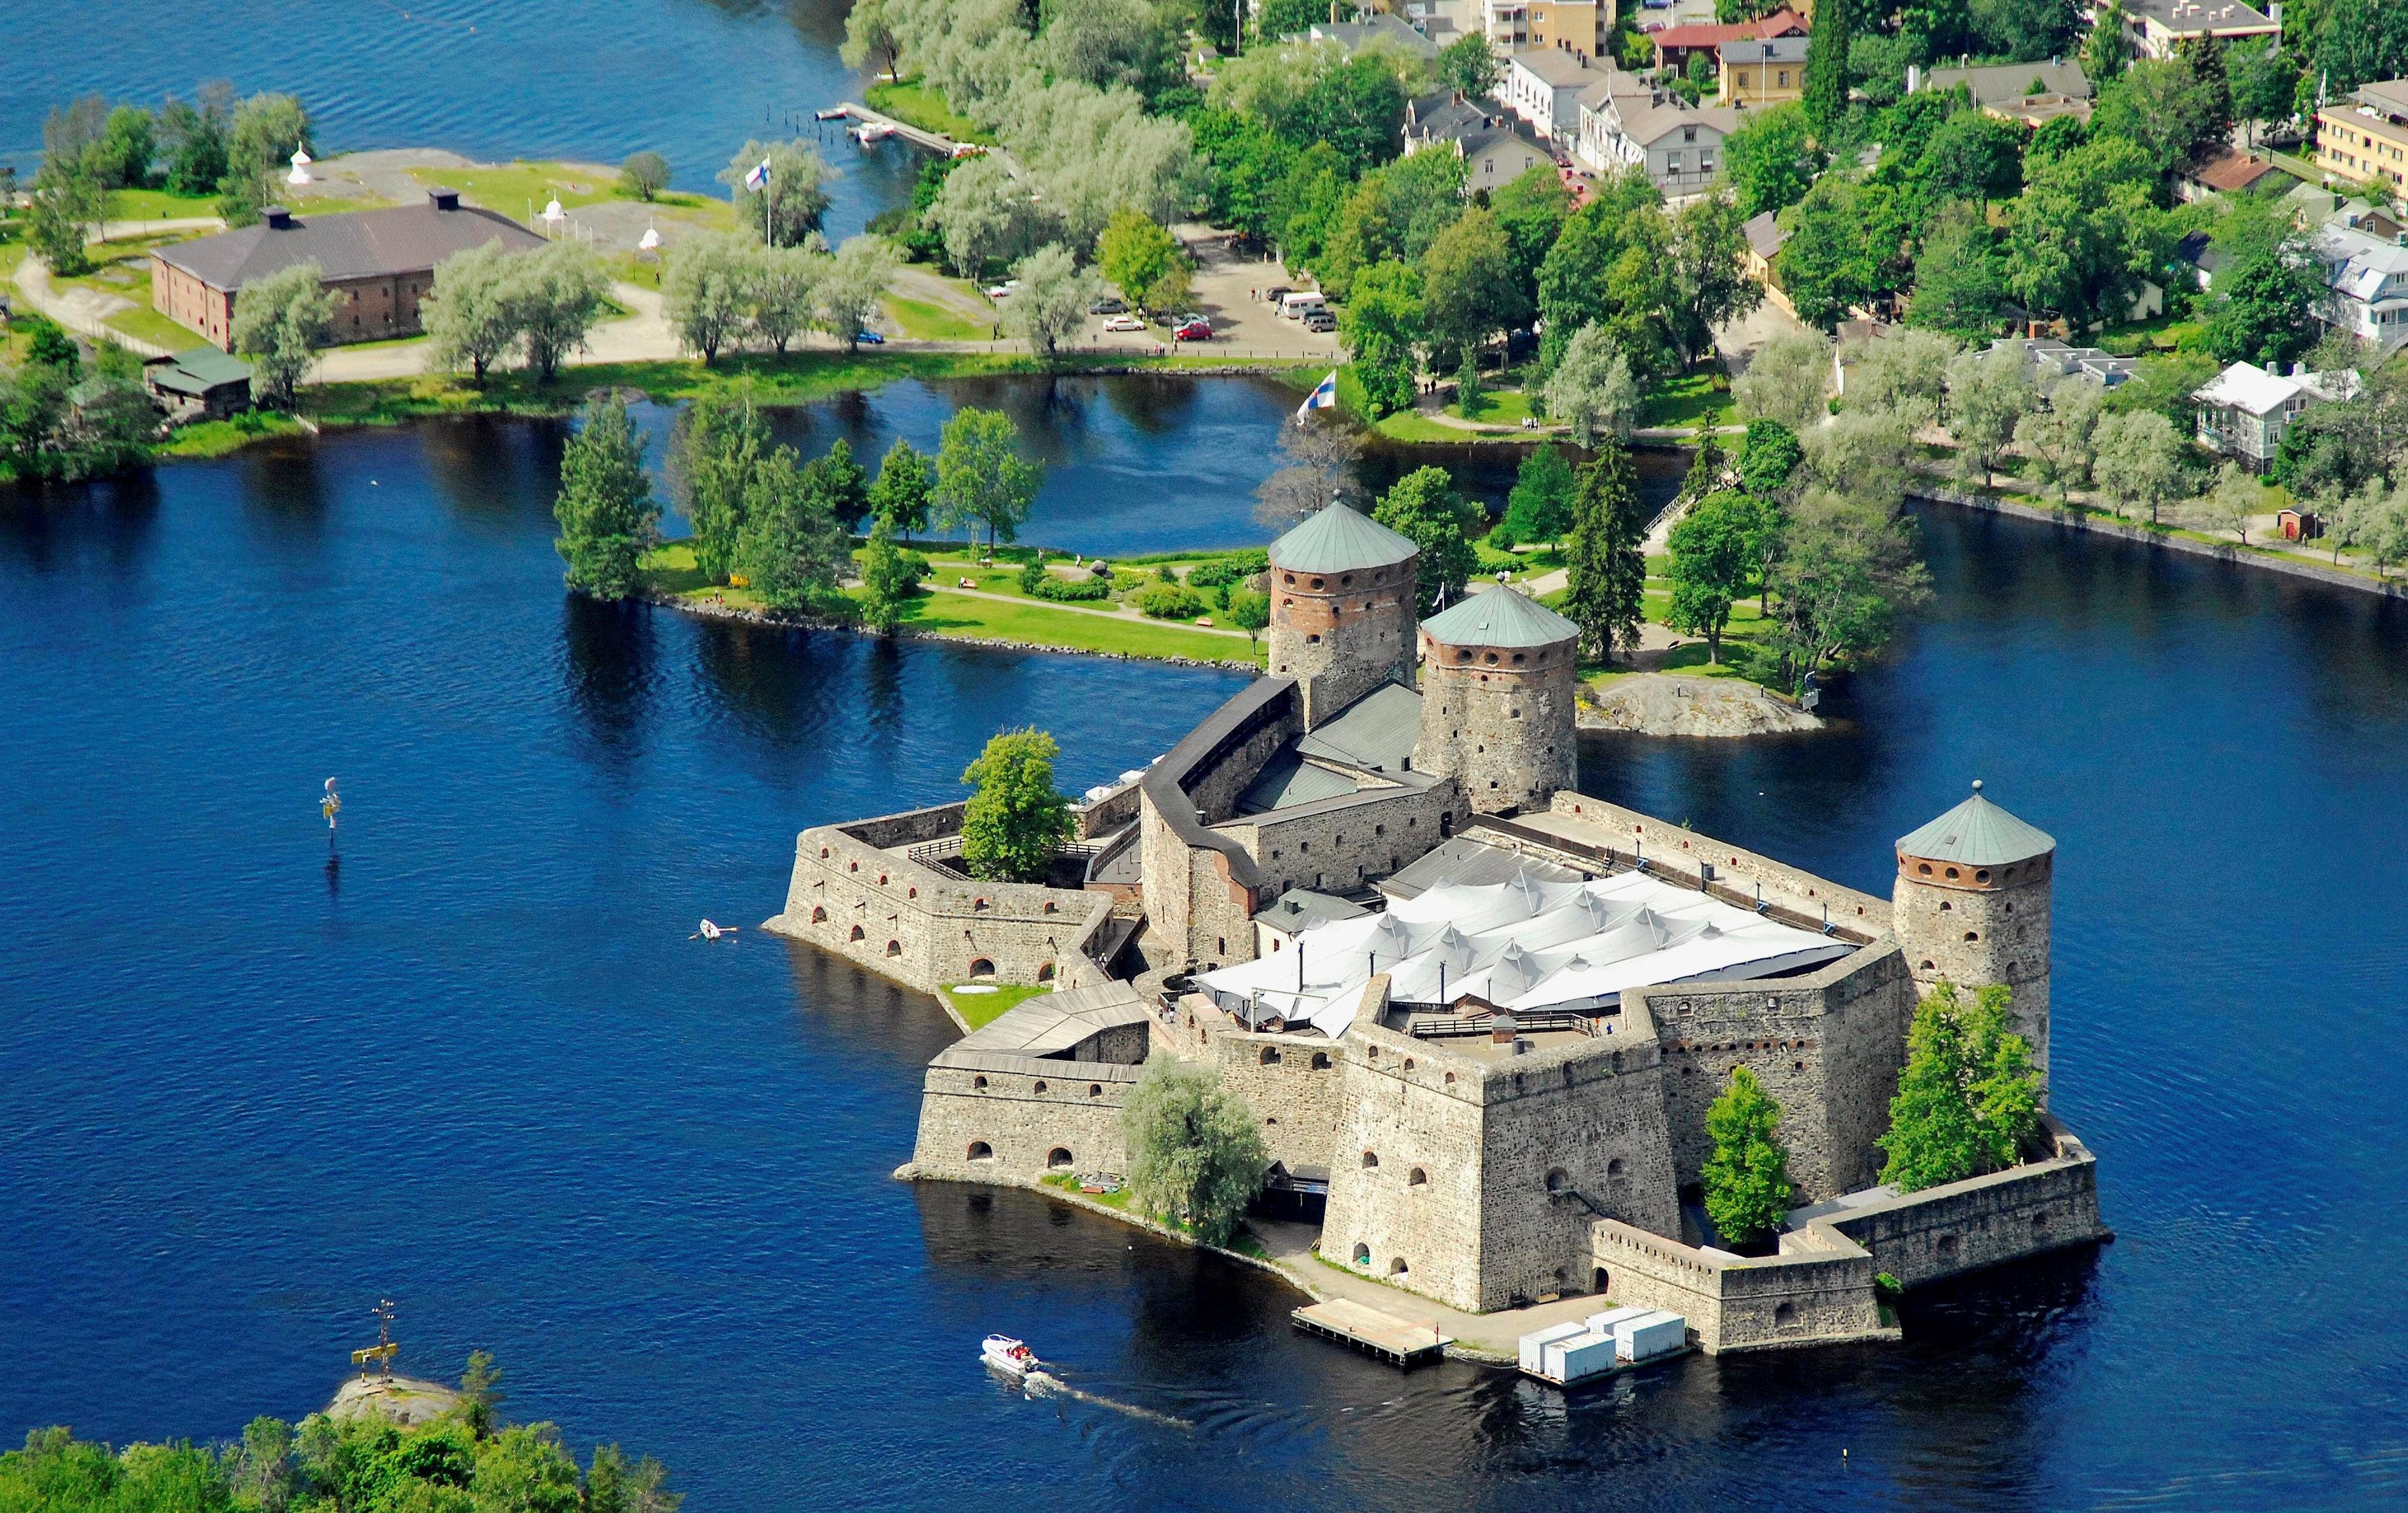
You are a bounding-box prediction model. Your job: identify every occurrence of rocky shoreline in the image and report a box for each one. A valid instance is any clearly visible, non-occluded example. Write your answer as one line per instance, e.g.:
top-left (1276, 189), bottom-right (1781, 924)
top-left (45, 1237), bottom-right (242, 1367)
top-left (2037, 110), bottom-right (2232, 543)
top-left (1580, 673), bottom-right (1824, 737)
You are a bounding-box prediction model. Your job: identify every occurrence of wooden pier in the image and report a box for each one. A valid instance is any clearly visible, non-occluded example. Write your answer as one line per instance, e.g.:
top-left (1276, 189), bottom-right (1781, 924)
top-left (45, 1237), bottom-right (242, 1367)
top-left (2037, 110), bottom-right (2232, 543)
top-left (1291, 1298), bottom-right (1451, 1368)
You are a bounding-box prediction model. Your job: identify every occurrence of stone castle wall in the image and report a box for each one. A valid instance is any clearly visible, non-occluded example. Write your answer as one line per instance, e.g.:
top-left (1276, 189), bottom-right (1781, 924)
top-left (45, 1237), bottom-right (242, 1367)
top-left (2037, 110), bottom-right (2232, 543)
top-left (1222, 783), bottom-right (1460, 901)
top-left (1412, 640), bottom-right (1578, 816)
top-left (1822, 1115), bottom-right (2104, 1287)
top-left (1267, 558), bottom-right (1417, 726)
top-left (1542, 797), bottom-right (1892, 937)
top-left (1893, 860), bottom-right (2054, 1089)
top-left (1588, 1220), bottom-right (1890, 1354)
top-left (1630, 943), bottom-right (1916, 1204)
top-left (767, 813), bottom-right (1113, 993)
top-left (910, 1058), bottom-right (1141, 1181)
top-left (1199, 1026), bottom-right (1349, 1175)
top-left (1137, 680), bottom-right (1296, 967)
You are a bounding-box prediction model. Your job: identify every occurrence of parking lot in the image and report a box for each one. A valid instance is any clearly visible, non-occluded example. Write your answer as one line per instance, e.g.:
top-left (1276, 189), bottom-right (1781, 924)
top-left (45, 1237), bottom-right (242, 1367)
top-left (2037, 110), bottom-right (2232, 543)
top-left (1063, 226), bottom-right (1347, 358)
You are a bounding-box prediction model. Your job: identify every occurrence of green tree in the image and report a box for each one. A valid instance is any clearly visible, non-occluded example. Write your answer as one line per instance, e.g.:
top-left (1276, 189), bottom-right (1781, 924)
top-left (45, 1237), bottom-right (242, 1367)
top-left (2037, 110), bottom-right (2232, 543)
top-left (1004, 243), bottom-right (1094, 363)
top-left (1722, 102), bottom-right (1825, 220)
top-left (859, 504), bottom-right (922, 633)
top-left (1667, 490), bottom-right (1756, 662)
top-left (1488, 162), bottom-right (1576, 307)
top-left (1942, 342), bottom-right (2036, 487)
top-left (2090, 408), bottom-right (2188, 524)
top-left (1542, 325), bottom-right (1638, 448)
top-left (1437, 32), bottom-right (1503, 96)
top-left (1535, 171), bottom-right (1675, 378)
top-left (1913, 107), bottom-right (2025, 207)
top-left (1098, 207), bottom-right (1183, 311)
top-left (869, 436), bottom-right (935, 541)
top-left (585, 1444), bottom-right (631, 1513)
top-left (1877, 981), bottom-right (2041, 1192)
top-left (230, 260), bottom-right (336, 410)
top-left (671, 390), bottom-right (772, 582)
top-left (1667, 191), bottom-right (1763, 370)
top-left (819, 234), bottom-right (898, 353)
top-left (734, 445), bottom-right (848, 610)
top-left (507, 242), bottom-right (608, 382)
top-left (422, 242), bottom-right (525, 382)
top-left (1455, 349), bottom-right (1483, 417)
top-left (1764, 489), bottom-right (1931, 688)
top-left (1738, 418), bottom-right (1804, 499)
top-left (959, 727), bottom-right (1076, 882)
top-left (228, 1416), bottom-right (297, 1513)
top-left (2085, 0), bottom-right (2132, 83)
top-left (746, 243), bottom-right (822, 356)
top-left (1372, 465), bottom-right (1480, 615)
top-left (661, 233), bottom-right (754, 363)
top-left (159, 85), bottom-right (232, 196)
top-left (472, 1423), bottom-right (583, 1513)
top-left (1420, 206), bottom-right (1526, 370)
top-left (1227, 585), bottom-right (1271, 645)
top-left (2198, 458), bottom-right (2261, 545)
top-left (620, 151), bottom-right (671, 201)
top-left (718, 138), bottom-right (832, 246)
top-left (930, 154), bottom-right (1054, 279)
top-left (840, 0), bottom-right (903, 78)
top-left (1564, 442), bottom-right (1648, 661)
top-left (934, 406), bottom-right (1044, 558)
top-left (1906, 199), bottom-right (2007, 340)
top-left (219, 91), bottom-right (310, 226)
top-left (2013, 377), bottom-right (2106, 502)
top-left (553, 394), bottom-right (659, 600)
top-left (1702, 1065), bottom-right (1794, 1247)
top-left (1339, 258), bottom-right (1425, 418)
top-left (1775, 173), bottom-right (1912, 332)
top-left (2002, 134), bottom-right (2163, 331)
top-left (2090, 57), bottom-right (2220, 180)
top-left (626, 1456), bottom-right (682, 1513)
top-left (2202, 198), bottom-right (2325, 368)
top-left (1732, 327), bottom-right (1831, 434)
top-left (95, 105), bottom-right (156, 189)
top-left (26, 158), bottom-right (105, 275)
top-left (1503, 445), bottom-right (1577, 549)
top-left (459, 1350), bottom-right (504, 1437)
top-left (1122, 1058), bottom-right (1267, 1246)
top-left (1801, 0), bottom-right (1852, 137)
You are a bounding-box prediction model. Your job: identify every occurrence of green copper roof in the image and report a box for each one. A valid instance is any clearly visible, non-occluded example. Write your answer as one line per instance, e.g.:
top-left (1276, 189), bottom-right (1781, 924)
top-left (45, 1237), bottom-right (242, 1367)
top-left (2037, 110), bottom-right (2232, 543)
top-left (1267, 502), bottom-right (1418, 574)
top-left (1420, 584), bottom-right (1579, 648)
top-left (1895, 782), bottom-right (2056, 865)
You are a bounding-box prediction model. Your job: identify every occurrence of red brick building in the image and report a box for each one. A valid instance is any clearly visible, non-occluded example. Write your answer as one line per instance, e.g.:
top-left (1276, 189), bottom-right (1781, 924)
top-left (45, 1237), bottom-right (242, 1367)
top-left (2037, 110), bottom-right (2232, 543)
top-left (150, 189), bottom-right (549, 351)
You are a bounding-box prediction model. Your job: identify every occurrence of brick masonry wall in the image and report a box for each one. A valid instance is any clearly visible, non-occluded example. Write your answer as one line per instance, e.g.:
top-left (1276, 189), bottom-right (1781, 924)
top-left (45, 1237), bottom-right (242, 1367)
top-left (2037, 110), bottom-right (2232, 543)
top-left (1266, 558), bottom-right (1418, 726)
top-left (911, 1060), bottom-right (1139, 1180)
top-left (1412, 640), bottom-right (1578, 816)
top-left (151, 260), bottom-right (234, 349)
top-left (769, 821), bottom-right (1110, 992)
top-left (1632, 943), bottom-right (1915, 1203)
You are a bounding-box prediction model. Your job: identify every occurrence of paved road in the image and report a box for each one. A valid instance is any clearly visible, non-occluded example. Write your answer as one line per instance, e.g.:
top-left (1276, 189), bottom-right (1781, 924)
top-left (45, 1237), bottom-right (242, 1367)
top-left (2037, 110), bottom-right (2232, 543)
top-left (10, 255), bottom-right (175, 357)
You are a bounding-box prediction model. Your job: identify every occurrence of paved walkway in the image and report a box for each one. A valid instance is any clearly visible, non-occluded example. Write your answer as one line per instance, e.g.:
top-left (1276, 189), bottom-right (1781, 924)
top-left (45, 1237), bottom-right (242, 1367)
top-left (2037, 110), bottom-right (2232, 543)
top-left (10, 255), bottom-right (175, 356)
top-left (1252, 1218), bottom-right (1613, 1361)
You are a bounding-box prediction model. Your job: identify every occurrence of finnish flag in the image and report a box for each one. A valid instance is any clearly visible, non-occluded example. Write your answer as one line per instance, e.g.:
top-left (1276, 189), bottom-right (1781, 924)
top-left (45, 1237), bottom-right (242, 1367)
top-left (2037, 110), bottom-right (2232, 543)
top-left (744, 156), bottom-right (771, 191)
top-left (1296, 369), bottom-right (1338, 419)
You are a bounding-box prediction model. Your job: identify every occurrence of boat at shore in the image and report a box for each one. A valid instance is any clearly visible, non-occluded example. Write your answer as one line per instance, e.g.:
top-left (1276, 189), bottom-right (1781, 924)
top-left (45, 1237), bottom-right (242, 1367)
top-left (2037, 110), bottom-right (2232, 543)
top-left (852, 121), bottom-right (898, 143)
top-left (981, 1334), bottom-right (1041, 1382)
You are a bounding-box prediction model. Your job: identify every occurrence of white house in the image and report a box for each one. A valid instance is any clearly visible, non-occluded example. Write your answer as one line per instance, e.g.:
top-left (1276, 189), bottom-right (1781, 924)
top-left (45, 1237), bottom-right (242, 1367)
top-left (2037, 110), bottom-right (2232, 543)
top-left (2193, 361), bottom-right (2356, 470)
top-left (1575, 71), bottom-right (1740, 195)
top-left (2114, 0), bottom-right (2281, 61)
top-left (1401, 93), bottom-right (1556, 184)
top-left (1503, 47), bottom-right (1601, 142)
top-left (2307, 214), bottom-right (2408, 354)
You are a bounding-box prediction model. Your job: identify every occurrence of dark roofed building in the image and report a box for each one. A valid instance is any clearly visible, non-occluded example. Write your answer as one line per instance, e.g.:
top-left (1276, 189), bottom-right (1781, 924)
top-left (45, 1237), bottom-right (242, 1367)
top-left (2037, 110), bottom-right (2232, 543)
top-left (149, 188), bottom-right (550, 351)
top-left (142, 346), bottom-right (253, 419)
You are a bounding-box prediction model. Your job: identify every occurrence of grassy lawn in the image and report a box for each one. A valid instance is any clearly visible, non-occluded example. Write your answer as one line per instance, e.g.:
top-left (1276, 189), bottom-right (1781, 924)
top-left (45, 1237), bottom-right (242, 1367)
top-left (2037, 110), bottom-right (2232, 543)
top-left (107, 304), bottom-right (201, 350)
top-left (102, 187), bottom-right (220, 222)
top-left (1453, 387), bottom-right (1535, 425)
top-left (899, 585), bottom-right (1263, 664)
top-left (1639, 370), bottom-right (1737, 430)
top-left (883, 292), bottom-right (990, 342)
top-left (159, 411), bottom-right (308, 458)
top-left (2095, 315), bottom-right (2206, 356)
top-left (942, 981), bottom-right (1053, 1029)
top-left (46, 234), bottom-right (203, 349)
top-left (1373, 407), bottom-right (1532, 443)
top-left (405, 162), bottom-right (739, 232)
top-left (864, 79), bottom-right (992, 144)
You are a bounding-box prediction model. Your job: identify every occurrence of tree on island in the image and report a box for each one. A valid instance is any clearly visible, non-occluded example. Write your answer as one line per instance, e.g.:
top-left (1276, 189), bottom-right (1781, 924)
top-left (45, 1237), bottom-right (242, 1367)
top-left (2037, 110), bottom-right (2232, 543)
top-left (553, 393), bottom-right (660, 601)
top-left (1502, 445), bottom-right (1577, 551)
top-left (1123, 1058), bottom-right (1267, 1247)
top-left (1702, 1065), bottom-right (1795, 1248)
top-left (1563, 441), bottom-right (1648, 662)
top-left (423, 241), bottom-right (523, 382)
top-left (217, 91), bottom-right (310, 227)
top-left (869, 436), bottom-right (935, 543)
top-left (231, 259), bottom-right (336, 411)
top-left (933, 406), bottom-right (1044, 559)
top-left (820, 235), bottom-right (899, 353)
top-left (669, 389), bottom-right (772, 583)
top-left (510, 243), bottom-right (609, 382)
top-left (732, 445), bottom-right (849, 611)
top-left (1004, 243), bottom-right (1095, 363)
top-left (1542, 325), bottom-right (1638, 448)
top-left (662, 233), bottom-right (754, 363)
top-left (718, 138), bottom-right (832, 246)
top-left (858, 503), bottom-right (927, 634)
top-left (619, 150), bottom-right (670, 202)
top-left (1371, 466), bottom-right (1480, 616)
top-left (1226, 586), bottom-right (1270, 646)
top-left (1666, 490), bottom-right (1755, 664)
top-left (958, 728), bottom-right (1076, 882)
top-left (1877, 981), bottom-right (2042, 1193)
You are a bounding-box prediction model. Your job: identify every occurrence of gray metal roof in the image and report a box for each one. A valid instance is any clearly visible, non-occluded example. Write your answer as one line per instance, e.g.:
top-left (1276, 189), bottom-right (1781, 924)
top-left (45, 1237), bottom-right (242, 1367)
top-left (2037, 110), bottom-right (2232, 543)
top-left (1895, 782), bottom-right (2056, 866)
top-left (1421, 584), bottom-right (1578, 649)
top-left (1237, 753), bottom-right (1362, 814)
top-left (1267, 502), bottom-right (1419, 574)
top-left (1258, 888), bottom-right (1371, 932)
top-left (1380, 834), bottom-right (1583, 900)
top-left (153, 198), bottom-right (547, 292)
top-left (946, 981), bottom-right (1150, 1059)
top-left (1296, 680), bottom-right (1423, 772)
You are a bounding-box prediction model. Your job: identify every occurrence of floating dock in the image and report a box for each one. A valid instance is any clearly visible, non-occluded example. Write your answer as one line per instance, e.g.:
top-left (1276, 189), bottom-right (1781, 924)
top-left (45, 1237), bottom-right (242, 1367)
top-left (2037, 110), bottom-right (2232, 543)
top-left (1291, 1298), bottom-right (1451, 1368)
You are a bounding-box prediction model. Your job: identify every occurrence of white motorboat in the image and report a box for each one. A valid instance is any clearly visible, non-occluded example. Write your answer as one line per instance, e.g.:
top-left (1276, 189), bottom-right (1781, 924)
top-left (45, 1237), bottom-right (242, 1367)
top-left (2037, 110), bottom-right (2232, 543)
top-left (852, 121), bottom-right (898, 143)
top-left (981, 1334), bottom-right (1040, 1382)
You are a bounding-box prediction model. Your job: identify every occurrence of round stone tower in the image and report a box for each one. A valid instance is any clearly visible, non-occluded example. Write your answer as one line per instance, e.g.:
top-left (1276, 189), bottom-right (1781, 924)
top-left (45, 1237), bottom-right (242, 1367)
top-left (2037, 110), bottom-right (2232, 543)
top-left (1892, 781), bottom-right (2057, 1096)
top-left (1411, 585), bottom-right (1580, 816)
top-left (1265, 501), bottom-right (1421, 728)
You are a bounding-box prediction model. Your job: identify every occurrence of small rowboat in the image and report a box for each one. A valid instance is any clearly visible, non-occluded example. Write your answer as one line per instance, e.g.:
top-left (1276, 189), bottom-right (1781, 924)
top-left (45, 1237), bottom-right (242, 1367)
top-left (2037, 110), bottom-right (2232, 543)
top-left (981, 1334), bottom-right (1041, 1382)
top-left (814, 107), bottom-right (849, 121)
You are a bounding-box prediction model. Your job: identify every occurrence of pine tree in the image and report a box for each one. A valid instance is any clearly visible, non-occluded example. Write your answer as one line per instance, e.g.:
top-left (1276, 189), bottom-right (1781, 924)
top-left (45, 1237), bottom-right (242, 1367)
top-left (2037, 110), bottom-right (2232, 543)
top-left (1563, 441), bottom-right (1647, 661)
top-left (552, 394), bottom-right (659, 601)
top-left (958, 728), bottom-right (1075, 883)
top-left (816, 436), bottom-right (871, 532)
top-left (1801, 0), bottom-right (1852, 139)
top-left (1702, 1066), bottom-right (1794, 1247)
top-left (859, 502), bottom-right (922, 634)
top-left (1877, 981), bottom-right (2042, 1192)
top-left (671, 391), bottom-right (770, 584)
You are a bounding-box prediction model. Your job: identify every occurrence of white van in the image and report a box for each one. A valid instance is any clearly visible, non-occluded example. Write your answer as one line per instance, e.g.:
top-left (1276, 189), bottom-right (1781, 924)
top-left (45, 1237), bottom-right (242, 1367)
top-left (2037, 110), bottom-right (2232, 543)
top-left (1279, 291), bottom-right (1327, 321)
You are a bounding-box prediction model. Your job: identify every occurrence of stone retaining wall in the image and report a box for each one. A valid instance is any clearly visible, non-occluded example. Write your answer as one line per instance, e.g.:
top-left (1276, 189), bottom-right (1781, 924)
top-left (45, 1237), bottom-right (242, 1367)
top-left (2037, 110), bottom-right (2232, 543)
top-left (1535, 798), bottom-right (1891, 937)
top-left (910, 1056), bottom-right (1141, 1181)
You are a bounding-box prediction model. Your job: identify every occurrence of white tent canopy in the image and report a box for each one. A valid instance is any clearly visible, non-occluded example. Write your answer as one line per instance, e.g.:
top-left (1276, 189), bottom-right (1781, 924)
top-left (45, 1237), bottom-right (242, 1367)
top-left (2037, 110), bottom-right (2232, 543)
top-left (1198, 868), bottom-right (1853, 1040)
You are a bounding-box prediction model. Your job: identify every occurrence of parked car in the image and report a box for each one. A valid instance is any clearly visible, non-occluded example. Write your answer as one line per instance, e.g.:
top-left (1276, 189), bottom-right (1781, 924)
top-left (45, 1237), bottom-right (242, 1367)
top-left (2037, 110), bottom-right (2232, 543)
top-left (1089, 295), bottom-right (1128, 314)
top-left (1264, 286), bottom-right (1295, 305)
top-left (1173, 316), bottom-right (1211, 341)
top-left (1303, 311), bottom-right (1338, 333)
top-left (983, 280), bottom-right (1021, 299)
top-left (1103, 314), bottom-right (1146, 332)
top-left (855, 330), bottom-right (886, 344)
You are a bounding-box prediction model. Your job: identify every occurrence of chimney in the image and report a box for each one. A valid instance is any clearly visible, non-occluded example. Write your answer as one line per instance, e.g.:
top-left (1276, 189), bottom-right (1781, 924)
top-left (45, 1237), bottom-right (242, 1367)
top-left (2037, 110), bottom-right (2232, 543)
top-left (1491, 1009), bottom-right (1517, 1044)
top-left (428, 187), bottom-right (461, 211)
top-left (262, 205), bottom-right (293, 229)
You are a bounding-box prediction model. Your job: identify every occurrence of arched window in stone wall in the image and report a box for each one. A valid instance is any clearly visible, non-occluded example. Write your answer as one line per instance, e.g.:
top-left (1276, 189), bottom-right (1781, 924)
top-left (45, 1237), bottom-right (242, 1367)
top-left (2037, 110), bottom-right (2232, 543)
top-left (1545, 1168), bottom-right (1568, 1194)
top-left (1047, 1147), bottom-right (1073, 1169)
top-left (885, 939), bottom-right (901, 957)
top-left (1361, 1150), bottom-right (1380, 1169)
top-left (969, 957), bottom-right (995, 979)
top-left (973, 1076), bottom-right (988, 1090)
top-left (1037, 962), bottom-right (1056, 981)
top-left (1388, 1257), bottom-right (1409, 1276)
top-left (1607, 1158), bottom-right (1625, 1178)
top-left (1352, 1242), bottom-right (1370, 1265)
top-left (849, 925), bottom-right (865, 942)
top-left (967, 1141), bottom-right (993, 1160)
top-left (1774, 1301), bottom-right (1797, 1328)
top-left (1311, 1052), bottom-right (1331, 1070)
top-left (810, 906), bottom-right (828, 923)
top-left (1408, 1167), bottom-right (1427, 1186)
top-left (1260, 1046), bottom-right (1281, 1065)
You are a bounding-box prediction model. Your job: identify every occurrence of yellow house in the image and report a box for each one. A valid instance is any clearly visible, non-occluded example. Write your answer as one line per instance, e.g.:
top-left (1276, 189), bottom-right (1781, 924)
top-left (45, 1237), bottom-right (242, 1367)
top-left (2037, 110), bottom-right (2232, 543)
top-left (1719, 36), bottom-right (1809, 107)
top-left (2317, 79), bottom-right (2408, 194)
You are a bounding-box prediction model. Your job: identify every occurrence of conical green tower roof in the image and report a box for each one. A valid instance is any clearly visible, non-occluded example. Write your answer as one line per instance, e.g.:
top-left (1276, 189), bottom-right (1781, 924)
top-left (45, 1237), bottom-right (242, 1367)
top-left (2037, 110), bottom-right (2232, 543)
top-left (1420, 584), bottom-right (1578, 649)
top-left (1267, 502), bottom-right (1418, 574)
top-left (1895, 781), bottom-right (2056, 866)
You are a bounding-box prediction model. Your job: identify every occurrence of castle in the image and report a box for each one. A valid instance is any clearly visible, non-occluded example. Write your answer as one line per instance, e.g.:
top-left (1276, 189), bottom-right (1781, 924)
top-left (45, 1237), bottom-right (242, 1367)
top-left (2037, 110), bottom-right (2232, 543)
top-left (765, 504), bottom-right (2105, 1352)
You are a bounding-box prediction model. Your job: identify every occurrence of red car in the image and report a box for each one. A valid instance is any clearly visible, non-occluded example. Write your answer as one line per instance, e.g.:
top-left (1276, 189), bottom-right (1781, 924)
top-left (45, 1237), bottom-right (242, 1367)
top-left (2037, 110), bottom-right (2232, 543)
top-left (1173, 316), bottom-right (1212, 341)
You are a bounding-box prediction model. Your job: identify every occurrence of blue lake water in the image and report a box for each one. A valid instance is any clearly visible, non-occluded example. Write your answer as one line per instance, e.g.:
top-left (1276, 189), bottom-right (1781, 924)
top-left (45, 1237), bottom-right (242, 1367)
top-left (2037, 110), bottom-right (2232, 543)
top-left (4, 384), bottom-right (2408, 1512)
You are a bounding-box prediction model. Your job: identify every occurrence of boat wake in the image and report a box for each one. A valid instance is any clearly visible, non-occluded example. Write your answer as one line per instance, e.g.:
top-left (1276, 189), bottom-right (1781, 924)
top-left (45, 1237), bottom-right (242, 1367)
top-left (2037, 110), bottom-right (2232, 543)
top-left (1025, 1371), bottom-right (1194, 1431)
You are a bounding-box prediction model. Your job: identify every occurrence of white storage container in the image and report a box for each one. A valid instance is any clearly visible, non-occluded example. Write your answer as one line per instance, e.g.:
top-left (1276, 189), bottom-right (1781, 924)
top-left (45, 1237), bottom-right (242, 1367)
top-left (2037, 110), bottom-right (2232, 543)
top-left (1614, 1310), bottom-right (1687, 1362)
top-left (1545, 1329), bottom-right (1622, 1385)
top-left (1517, 1321), bottom-right (1589, 1375)
top-left (1584, 1305), bottom-right (1649, 1337)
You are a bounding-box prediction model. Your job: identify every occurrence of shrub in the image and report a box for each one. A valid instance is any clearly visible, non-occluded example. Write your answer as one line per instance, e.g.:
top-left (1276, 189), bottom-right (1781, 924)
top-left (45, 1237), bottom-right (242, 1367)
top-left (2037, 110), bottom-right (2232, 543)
top-left (1031, 575), bottom-right (1112, 602)
top-left (1185, 558), bottom-right (1251, 588)
top-left (1135, 581), bottom-right (1206, 619)
top-left (1017, 559), bottom-right (1047, 594)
